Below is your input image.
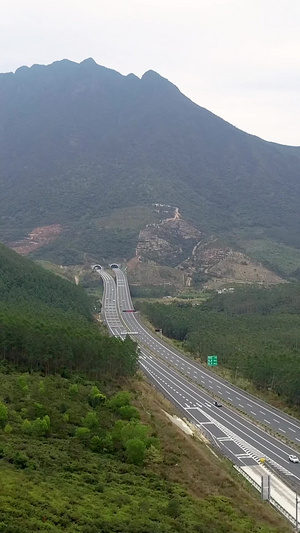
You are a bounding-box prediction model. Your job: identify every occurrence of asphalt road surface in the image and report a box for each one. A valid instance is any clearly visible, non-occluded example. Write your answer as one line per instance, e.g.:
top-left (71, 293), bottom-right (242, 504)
top-left (98, 267), bottom-right (300, 481)
top-left (113, 268), bottom-right (300, 447)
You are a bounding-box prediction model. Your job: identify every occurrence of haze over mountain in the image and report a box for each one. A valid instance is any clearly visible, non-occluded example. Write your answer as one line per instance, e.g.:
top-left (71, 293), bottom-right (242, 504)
top-left (0, 58), bottom-right (300, 271)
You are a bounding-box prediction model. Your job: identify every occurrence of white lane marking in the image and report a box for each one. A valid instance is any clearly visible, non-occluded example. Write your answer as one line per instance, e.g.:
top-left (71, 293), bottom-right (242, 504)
top-left (264, 419), bottom-right (270, 424)
top-left (274, 419), bottom-right (280, 423)
top-left (289, 428), bottom-right (296, 433)
top-left (116, 270), bottom-right (300, 433)
top-left (239, 404), bottom-right (244, 408)
top-left (279, 428), bottom-right (286, 433)
top-left (140, 357), bottom-right (300, 471)
top-left (251, 411), bottom-right (256, 415)
top-left (260, 411), bottom-right (266, 415)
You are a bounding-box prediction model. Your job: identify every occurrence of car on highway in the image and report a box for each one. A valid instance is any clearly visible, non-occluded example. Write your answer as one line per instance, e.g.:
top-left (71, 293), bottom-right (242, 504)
top-left (214, 401), bottom-right (222, 408)
top-left (288, 455), bottom-right (299, 463)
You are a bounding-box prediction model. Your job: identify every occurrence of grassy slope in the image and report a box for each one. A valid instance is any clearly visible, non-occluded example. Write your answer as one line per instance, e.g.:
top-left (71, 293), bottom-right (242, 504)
top-left (240, 238), bottom-right (300, 278)
top-left (0, 371), bottom-right (290, 533)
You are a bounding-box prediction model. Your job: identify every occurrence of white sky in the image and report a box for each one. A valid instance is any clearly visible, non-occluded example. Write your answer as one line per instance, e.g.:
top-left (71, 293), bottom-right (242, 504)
top-left (1, 0), bottom-right (300, 146)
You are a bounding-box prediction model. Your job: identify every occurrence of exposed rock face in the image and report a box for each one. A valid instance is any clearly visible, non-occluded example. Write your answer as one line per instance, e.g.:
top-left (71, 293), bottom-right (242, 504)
top-left (136, 216), bottom-right (202, 267)
top-left (10, 225), bottom-right (62, 255)
top-left (134, 210), bottom-right (284, 288)
top-left (183, 239), bottom-right (283, 288)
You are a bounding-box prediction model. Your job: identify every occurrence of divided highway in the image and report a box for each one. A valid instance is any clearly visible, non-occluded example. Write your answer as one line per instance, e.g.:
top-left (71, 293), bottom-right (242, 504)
top-left (114, 267), bottom-right (300, 447)
top-left (96, 269), bottom-right (126, 339)
top-left (97, 265), bottom-right (300, 525)
top-left (98, 266), bottom-right (300, 480)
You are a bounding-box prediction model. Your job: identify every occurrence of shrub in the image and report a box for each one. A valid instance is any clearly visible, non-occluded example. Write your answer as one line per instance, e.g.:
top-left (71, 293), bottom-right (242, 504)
top-left (21, 419), bottom-right (32, 434)
top-left (83, 411), bottom-right (99, 430)
top-left (75, 427), bottom-right (91, 442)
top-left (17, 375), bottom-right (28, 391)
top-left (89, 386), bottom-right (106, 407)
top-left (119, 405), bottom-right (140, 420)
top-left (12, 451), bottom-right (29, 469)
top-left (90, 435), bottom-right (102, 453)
top-left (69, 384), bottom-right (79, 395)
top-left (145, 444), bottom-right (163, 465)
top-left (166, 497), bottom-right (181, 518)
top-left (108, 391), bottom-right (131, 411)
top-left (34, 402), bottom-right (46, 417)
top-left (101, 433), bottom-right (114, 453)
top-left (120, 421), bottom-right (150, 446)
top-left (32, 416), bottom-right (50, 437)
top-left (125, 438), bottom-right (146, 465)
top-left (0, 402), bottom-right (8, 428)
top-left (4, 424), bottom-right (13, 434)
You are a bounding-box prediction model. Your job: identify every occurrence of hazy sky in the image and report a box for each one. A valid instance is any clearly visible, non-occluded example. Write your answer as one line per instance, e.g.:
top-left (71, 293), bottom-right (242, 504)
top-left (1, 0), bottom-right (299, 146)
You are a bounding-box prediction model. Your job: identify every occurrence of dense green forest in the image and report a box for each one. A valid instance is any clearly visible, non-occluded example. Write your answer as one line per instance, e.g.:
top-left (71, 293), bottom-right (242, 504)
top-left (0, 243), bottom-right (138, 378)
top-left (0, 371), bottom-right (289, 532)
top-left (0, 243), bottom-right (92, 318)
top-left (138, 283), bottom-right (300, 405)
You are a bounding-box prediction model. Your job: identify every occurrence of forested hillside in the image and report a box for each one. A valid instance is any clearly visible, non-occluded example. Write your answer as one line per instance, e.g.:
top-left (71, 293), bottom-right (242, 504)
top-left (0, 242), bottom-right (91, 318)
top-left (0, 242), bottom-right (138, 377)
top-left (0, 245), bottom-right (288, 532)
top-left (138, 283), bottom-right (300, 406)
top-left (0, 59), bottom-right (300, 265)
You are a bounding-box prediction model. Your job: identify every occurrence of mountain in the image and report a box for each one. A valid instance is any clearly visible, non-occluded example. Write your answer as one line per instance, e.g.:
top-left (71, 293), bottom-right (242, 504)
top-left (1, 58), bottom-right (300, 273)
top-left (0, 241), bottom-right (92, 319)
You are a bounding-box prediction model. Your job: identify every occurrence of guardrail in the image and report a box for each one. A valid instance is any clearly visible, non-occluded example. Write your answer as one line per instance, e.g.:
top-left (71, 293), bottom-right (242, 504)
top-left (234, 464), bottom-right (297, 527)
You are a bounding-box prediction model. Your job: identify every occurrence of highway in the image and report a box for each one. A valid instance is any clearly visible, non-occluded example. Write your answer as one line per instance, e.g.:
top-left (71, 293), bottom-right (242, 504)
top-left (97, 265), bottom-right (300, 525)
top-left (140, 350), bottom-right (300, 479)
top-left (96, 268), bottom-right (126, 339)
top-left (114, 267), bottom-right (300, 447)
top-left (102, 266), bottom-right (300, 475)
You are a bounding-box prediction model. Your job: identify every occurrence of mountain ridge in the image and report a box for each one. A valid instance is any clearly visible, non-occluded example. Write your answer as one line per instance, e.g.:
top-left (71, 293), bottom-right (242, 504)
top-left (0, 58), bottom-right (300, 273)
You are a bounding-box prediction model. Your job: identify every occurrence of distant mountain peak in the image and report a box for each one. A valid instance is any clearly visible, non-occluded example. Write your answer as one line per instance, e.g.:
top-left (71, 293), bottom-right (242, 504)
top-left (141, 70), bottom-right (179, 93)
top-left (80, 57), bottom-right (97, 66)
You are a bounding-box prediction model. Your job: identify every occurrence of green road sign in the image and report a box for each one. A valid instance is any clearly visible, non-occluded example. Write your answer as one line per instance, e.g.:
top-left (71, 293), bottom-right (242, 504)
top-left (207, 355), bottom-right (218, 366)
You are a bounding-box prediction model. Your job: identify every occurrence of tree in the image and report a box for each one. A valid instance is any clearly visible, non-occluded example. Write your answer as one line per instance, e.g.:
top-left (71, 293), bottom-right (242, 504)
top-left (108, 391), bottom-right (131, 411)
top-left (32, 416), bottom-right (50, 437)
top-left (119, 405), bottom-right (140, 420)
top-left (4, 424), bottom-right (13, 434)
top-left (90, 435), bottom-right (102, 453)
top-left (89, 386), bottom-right (106, 407)
top-left (83, 411), bottom-right (99, 430)
top-left (125, 438), bottom-right (146, 465)
top-left (21, 419), bottom-right (32, 434)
